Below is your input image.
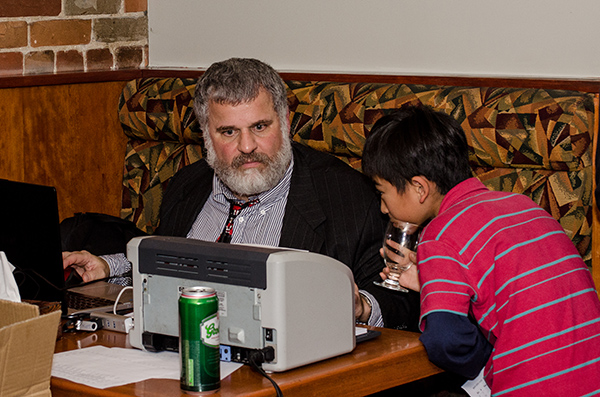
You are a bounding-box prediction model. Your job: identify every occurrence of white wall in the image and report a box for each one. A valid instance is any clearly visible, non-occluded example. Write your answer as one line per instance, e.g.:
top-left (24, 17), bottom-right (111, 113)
top-left (148, 0), bottom-right (600, 78)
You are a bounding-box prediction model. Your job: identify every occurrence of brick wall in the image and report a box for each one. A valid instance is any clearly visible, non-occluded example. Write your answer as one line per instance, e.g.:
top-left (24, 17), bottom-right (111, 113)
top-left (0, 0), bottom-right (148, 76)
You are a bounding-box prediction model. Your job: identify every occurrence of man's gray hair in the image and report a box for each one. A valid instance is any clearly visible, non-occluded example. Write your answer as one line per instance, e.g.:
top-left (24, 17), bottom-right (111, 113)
top-left (194, 58), bottom-right (290, 136)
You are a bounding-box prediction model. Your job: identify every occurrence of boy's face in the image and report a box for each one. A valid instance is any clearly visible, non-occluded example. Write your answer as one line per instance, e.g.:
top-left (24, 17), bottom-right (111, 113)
top-left (373, 176), bottom-right (431, 226)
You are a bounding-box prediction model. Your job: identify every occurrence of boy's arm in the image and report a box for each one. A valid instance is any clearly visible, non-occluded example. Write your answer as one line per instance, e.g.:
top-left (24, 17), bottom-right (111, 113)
top-left (419, 312), bottom-right (492, 379)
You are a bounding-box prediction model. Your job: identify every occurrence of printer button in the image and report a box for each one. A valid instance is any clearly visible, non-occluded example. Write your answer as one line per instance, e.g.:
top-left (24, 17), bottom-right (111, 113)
top-left (253, 304), bottom-right (261, 320)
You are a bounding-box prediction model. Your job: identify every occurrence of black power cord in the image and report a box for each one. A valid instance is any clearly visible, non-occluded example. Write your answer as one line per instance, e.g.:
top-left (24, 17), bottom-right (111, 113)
top-left (248, 347), bottom-right (283, 397)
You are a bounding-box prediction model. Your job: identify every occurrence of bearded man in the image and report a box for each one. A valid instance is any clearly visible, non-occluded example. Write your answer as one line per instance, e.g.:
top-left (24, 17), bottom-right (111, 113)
top-left (63, 58), bottom-right (420, 330)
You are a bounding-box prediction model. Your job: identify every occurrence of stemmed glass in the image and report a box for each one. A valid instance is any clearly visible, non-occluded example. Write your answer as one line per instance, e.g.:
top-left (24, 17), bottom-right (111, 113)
top-left (373, 220), bottom-right (421, 292)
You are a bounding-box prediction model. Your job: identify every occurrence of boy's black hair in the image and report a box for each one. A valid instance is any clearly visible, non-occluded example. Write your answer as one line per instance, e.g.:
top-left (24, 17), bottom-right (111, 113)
top-left (362, 105), bottom-right (472, 195)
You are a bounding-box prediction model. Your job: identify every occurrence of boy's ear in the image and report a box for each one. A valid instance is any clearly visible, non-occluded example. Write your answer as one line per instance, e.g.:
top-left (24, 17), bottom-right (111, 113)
top-left (410, 176), bottom-right (431, 204)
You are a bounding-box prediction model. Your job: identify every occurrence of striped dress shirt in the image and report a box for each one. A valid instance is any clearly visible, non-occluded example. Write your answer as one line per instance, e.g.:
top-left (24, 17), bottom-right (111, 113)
top-left (186, 159), bottom-right (292, 245)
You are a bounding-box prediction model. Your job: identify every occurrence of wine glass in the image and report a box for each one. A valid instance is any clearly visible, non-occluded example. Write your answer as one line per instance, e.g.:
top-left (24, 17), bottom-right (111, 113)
top-left (374, 220), bottom-right (421, 292)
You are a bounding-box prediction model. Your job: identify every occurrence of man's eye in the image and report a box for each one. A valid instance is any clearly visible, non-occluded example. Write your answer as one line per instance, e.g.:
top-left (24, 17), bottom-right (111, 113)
top-left (254, 123), bottom-right (266, 132)
top-left (221, 129), bottom-right (236, 137)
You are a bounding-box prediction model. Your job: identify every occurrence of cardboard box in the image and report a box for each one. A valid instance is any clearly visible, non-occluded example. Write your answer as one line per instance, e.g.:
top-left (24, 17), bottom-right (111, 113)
top-left (0, 299), bottom-right (61, 397)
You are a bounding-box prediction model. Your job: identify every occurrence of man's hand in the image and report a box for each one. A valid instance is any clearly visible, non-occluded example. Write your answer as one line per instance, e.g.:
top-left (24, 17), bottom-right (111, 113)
top-left (62, 250), bottom-right (110, 283)
top-left (379, 250), bottom-right (420, 292)
top-left (354, 283), bottom-right (371, 323)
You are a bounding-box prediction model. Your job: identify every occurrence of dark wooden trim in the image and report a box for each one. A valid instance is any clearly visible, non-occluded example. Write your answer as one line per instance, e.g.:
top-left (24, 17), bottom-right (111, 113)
top-left (280, 73), bottom-right (600, 93)
top-left (2, 68), bottom-right (600, 93)
top-left (140, 68), bottom-right (203, 79)
top-left (143, 68), bottom-right (600, 92)
top-left (0, 70), bottom-right (144, 89)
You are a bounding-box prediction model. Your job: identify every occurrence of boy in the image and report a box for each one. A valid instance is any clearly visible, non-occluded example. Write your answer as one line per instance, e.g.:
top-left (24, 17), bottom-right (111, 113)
top-left (362, 105), bottom-right (600, 395)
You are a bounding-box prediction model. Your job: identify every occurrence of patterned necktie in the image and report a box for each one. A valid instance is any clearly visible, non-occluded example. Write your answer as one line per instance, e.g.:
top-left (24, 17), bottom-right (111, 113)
top-left (217, 198), bottom-right (260, 243)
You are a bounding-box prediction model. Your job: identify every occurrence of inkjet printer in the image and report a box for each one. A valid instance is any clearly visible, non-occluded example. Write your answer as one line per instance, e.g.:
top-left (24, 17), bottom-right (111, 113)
top-left (127, 236), bottom-right (356, 372)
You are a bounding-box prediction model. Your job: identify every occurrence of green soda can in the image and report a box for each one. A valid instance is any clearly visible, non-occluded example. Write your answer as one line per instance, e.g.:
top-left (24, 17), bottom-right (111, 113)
top-left (179, 286), bottom-right (220, 394)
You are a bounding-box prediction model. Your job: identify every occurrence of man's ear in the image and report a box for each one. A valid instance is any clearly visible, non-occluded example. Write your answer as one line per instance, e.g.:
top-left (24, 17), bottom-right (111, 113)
top-left (410, 176), bottom-right (431, 204)
top-left (285, 113), bottom-right (292, 137)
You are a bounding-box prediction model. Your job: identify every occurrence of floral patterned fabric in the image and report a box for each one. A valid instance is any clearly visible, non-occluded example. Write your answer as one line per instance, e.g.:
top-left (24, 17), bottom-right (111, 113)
top-left (118, 78), bottom-right (595, 263)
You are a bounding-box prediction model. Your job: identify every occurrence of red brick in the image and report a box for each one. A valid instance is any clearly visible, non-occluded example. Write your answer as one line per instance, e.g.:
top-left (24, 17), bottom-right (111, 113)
top-left (125, 0), bottom-right (147, 13)
top-left (0, 52), bottom-right (24, 76)
top-left (0, 0), bottom-right (61, 17)
top-left (57, 50), bottom-right (84, 73)
top-left (115, 46), bottom-right (143, 70)
top-left (24, 51), bottom-right (55, 75)
top-left (86, 48), bottom-right (113, 71)
top-left (0, 21), bottom-right (28, 48)
top-left (30, 20), bottom-right (92, 47)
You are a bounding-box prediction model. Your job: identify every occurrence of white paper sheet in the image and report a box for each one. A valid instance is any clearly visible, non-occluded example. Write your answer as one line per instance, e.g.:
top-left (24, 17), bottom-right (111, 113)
top-left (52, 345), bottom-right (242, 389)
top-left (462, 368), bottom-right (491, 397)
top-left (0, 251), bottom-right (21, 302)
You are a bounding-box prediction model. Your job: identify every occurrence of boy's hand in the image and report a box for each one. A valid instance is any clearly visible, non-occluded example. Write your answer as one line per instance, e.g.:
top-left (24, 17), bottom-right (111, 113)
top-left (380, 250), bottom-right (420, 292)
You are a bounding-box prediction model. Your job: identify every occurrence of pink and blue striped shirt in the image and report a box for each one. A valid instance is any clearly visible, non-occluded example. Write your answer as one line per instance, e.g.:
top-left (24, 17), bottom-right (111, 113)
top-left (418, 178), bottom-right (600, 396)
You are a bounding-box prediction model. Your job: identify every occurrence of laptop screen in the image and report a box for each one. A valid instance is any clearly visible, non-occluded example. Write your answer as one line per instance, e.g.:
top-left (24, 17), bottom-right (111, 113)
top-left (0, 179), bottom-right (66, 308)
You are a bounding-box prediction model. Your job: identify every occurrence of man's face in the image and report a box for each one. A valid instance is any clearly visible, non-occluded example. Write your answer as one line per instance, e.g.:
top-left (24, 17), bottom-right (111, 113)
top-left (204, 89), bottom-right (291, 199)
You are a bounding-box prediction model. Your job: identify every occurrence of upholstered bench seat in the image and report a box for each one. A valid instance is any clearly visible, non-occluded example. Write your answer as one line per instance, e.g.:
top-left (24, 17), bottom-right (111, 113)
top-left (118, 78), bottom-right (595, 264)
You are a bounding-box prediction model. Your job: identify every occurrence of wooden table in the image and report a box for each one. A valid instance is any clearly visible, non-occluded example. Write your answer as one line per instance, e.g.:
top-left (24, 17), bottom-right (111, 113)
top-left (52, 326), bottom-right (443, 396)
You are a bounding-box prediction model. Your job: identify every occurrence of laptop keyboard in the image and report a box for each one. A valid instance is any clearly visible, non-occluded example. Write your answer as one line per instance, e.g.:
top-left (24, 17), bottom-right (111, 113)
top-left (67, 291), bottom-right (115, 311)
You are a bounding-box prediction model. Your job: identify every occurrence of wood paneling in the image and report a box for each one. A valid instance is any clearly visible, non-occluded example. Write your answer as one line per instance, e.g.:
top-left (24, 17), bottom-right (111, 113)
top-left (0, 87), bottom-right (25, 180)
top-left (1, 80), bottom-right (128, 220)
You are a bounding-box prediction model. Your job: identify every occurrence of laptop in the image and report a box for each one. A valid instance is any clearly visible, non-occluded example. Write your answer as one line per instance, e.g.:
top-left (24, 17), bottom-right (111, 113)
top-left (0, 178), bottom-right (132, 314)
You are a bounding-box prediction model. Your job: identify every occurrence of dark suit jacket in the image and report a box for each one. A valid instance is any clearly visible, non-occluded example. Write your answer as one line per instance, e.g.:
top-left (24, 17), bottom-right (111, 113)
top-left (156, 142), bottom-right (420, 330)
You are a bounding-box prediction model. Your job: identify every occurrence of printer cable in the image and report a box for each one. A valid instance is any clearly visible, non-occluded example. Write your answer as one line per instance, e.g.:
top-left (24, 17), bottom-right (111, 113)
top-left (248, 347), bottom-right (283, 397)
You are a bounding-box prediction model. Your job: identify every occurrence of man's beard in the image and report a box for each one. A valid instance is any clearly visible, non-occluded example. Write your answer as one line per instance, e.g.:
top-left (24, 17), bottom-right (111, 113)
top-left (205, 138), bottom-right (292, 198)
